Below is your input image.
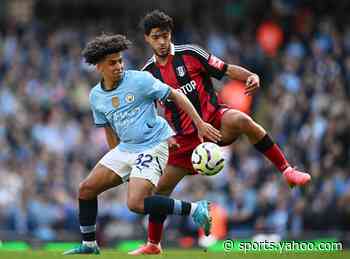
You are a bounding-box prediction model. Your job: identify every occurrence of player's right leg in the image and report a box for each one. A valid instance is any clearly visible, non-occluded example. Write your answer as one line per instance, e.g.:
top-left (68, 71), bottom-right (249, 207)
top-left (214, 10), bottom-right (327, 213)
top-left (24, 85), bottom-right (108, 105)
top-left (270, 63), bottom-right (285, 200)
top-left (64, 147), bottom-right (131, 255)
top-left (63, 164), bottom-right (123, 255)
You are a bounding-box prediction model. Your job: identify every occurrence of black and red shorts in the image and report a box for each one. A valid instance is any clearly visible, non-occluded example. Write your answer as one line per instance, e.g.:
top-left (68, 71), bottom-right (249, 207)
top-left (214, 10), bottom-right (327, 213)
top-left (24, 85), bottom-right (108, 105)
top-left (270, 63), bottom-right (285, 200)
top-left (167, 107), bottom-right (229, 174)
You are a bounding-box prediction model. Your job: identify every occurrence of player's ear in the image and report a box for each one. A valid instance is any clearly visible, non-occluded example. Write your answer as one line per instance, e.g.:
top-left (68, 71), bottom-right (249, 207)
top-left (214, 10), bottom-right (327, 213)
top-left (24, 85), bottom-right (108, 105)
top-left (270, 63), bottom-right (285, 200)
top-left (168, 32), bottom-right (172, 41)
top-left (96, 63), bottom-right (102, 73)
top-left (144, 34), bottom-right (150, 43)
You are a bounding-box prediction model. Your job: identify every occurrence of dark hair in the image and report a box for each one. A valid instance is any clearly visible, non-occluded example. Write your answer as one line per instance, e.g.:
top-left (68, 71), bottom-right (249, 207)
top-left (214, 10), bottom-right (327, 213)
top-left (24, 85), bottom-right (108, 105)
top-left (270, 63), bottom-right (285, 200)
top-left (141, 10), bottom-right (174, 35)
top-left (82, 34), bottom-right (132, 65)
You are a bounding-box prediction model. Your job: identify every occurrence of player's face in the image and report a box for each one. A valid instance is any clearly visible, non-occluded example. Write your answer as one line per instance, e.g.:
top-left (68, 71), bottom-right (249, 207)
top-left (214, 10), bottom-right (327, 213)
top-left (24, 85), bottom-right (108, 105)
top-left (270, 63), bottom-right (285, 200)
top-left (145, 28), bottom-right (171, 58)
top-left (97, 53), bottom-right (124, 83)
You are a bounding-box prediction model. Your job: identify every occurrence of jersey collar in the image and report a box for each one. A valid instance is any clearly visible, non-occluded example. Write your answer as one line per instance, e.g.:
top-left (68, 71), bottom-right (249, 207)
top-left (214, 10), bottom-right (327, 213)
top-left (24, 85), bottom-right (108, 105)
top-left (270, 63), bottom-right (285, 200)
top-left (169, 43), bottom-right (175, 55)
top-left (100, 72), bottom-right (125, 92)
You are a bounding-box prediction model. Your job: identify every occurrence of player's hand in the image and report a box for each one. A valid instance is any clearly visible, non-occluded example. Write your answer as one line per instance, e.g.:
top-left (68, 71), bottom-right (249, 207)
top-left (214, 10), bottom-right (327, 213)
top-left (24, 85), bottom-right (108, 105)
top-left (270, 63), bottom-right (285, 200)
top-left (167, 137), bottom-right (180, 150)
top-left (245, 74), bottom-right (260, 95)
top-left (197, 121), bottom-right (222, 143)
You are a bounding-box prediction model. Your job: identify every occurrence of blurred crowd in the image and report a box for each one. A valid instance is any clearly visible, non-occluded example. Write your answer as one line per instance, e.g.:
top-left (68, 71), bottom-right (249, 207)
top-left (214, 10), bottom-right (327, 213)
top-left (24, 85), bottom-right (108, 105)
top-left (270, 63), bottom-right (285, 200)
top-left (0, 0), bottom-right (349, 245)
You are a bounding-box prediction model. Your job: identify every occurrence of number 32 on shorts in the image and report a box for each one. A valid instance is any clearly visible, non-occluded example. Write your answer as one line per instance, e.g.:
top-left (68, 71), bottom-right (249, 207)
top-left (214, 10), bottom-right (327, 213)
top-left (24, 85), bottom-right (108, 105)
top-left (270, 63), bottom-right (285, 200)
top-left (135, 153), bottom-right (153, 171)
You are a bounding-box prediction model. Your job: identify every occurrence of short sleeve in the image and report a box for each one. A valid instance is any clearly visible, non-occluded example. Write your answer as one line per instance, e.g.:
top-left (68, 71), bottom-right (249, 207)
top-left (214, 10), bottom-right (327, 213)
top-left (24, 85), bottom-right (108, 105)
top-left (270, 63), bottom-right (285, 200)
top-left (89, 92), bottom-right (109, 127)
top-left (186, 45), bottom-right (228, 80)
top-left (142, 72), bottom-right (171, 102)
top-left (91, 106), bottom-right (109, 127)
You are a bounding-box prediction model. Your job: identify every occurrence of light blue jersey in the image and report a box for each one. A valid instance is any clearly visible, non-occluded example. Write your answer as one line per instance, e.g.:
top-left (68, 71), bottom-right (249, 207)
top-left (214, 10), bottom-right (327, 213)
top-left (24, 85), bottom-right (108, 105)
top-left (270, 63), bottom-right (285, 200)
top-left (89, 70), bottom-right (174, 152)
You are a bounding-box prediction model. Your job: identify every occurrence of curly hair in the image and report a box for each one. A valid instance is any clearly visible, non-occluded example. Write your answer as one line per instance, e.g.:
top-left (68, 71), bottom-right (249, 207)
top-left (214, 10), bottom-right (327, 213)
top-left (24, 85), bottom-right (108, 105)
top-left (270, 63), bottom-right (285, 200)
top-left (82, 34), bottom-right (132, 65)
top-left (141, 10), bottom-right (174, 35)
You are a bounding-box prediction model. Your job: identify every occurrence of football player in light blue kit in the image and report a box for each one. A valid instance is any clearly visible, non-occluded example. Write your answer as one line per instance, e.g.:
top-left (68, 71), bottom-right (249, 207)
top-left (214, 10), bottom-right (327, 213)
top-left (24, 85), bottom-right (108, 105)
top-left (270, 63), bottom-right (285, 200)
top-left (64, 34), bottom-right (222, 255)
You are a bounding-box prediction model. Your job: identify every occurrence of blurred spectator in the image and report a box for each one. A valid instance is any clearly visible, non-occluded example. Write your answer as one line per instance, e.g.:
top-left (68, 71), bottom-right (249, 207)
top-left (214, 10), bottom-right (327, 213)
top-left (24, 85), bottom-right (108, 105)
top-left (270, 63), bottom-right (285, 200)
top-left (0, 0), bottom-right (349, 244)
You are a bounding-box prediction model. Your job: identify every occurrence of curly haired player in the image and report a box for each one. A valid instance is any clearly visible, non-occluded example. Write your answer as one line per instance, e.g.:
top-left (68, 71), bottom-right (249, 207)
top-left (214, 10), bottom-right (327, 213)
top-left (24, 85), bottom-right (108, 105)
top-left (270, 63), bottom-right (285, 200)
top-left (63, 34), bottom-right (222, 255)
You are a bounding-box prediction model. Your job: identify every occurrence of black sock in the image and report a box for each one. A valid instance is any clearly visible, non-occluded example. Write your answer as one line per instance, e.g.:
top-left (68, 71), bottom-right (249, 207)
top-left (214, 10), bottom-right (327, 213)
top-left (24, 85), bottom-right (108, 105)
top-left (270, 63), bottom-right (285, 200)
top-left (254, 134), bottom-right (274, 153)
top-left (253, 134), bottom-right (290, 172)
top-left (149, 213), bottom-right (167, 224)
top-left (79, 198), bottom-right (97, 241)
top-left (144, 195), bottom-right (191, 216)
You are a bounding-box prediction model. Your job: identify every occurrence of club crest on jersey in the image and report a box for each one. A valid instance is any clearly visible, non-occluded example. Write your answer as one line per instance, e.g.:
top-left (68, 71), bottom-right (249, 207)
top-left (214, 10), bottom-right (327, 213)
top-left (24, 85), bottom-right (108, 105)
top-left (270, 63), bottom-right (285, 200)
top-left (112, 96), bottom-right (120, 108)
top-left (125, 93), bottom-right (135, 103)
top-left (176, 66), bottom-right (186, 77)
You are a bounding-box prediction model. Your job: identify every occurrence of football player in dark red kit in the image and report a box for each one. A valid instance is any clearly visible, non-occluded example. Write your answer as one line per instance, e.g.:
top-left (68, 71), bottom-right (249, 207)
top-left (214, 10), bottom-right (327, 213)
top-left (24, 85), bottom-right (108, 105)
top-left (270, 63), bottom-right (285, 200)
top-left (129, 10), bottom-right (311, 255)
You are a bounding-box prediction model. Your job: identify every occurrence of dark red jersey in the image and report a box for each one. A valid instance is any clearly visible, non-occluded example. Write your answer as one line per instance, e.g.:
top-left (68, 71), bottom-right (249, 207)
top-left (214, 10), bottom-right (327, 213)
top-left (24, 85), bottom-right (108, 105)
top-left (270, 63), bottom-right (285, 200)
top-left (142, 44), bottom-right (228, 135)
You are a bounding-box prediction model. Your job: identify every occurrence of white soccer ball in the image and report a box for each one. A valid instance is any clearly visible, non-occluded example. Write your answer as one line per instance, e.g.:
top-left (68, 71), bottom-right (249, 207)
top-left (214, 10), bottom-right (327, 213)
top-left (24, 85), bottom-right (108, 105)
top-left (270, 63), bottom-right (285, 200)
top-left (191, 142), bottom-right (225, 176)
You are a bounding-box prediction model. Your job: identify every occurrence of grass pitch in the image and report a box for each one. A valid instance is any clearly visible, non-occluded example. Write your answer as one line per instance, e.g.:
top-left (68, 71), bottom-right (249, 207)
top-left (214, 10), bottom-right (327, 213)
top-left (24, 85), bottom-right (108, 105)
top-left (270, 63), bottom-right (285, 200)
top-left (0, 250), bottom-right (348, 259)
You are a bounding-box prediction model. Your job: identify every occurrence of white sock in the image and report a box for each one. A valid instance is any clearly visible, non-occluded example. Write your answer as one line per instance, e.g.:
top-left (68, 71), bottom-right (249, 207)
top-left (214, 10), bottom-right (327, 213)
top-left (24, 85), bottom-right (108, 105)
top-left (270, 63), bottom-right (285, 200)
top-left (283, 166), bottom-right (292, 173)
top-left (83, 240), bottom-right (97, 247)
top-left (190, 203), bottom-right (198, 216)
top-left (147, 241), bottom-right (161, 247)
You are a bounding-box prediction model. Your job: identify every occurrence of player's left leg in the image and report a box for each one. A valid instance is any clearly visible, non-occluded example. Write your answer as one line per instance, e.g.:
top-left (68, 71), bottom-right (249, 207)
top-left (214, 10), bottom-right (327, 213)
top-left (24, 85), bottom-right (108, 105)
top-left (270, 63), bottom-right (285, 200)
top-left (126, 177), bottom-right (211, 255)
top-left (127, 177), bottom-right (206, 218)
top-left (127, 142), bottom-right (211, 255)
top-left (143, 137), bottom-right (200, 249)
top-left (219, 109), bottom-right (311, 186)
top-left (129, 165), bottom-right (191, 256)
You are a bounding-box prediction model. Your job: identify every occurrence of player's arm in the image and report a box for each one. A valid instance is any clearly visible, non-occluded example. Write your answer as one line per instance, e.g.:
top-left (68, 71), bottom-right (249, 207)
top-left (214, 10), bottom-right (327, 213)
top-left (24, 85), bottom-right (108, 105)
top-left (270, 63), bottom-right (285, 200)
top-left (187, 45), bottom-right (260, 95)
top-left (104, 126), bottom-right (120, 149)
top-left (89, 92), bottom-right (119, 149)
top-left (225, 64), bottom-right (260, 95)
top-left (167, 89), bottom-right (221, 143)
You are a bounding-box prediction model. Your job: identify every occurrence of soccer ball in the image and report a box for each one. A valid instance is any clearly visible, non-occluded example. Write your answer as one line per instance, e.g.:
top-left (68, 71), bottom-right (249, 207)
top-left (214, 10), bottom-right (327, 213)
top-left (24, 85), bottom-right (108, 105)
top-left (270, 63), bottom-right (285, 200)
top-left (191, 142), bottom-right (225, 176)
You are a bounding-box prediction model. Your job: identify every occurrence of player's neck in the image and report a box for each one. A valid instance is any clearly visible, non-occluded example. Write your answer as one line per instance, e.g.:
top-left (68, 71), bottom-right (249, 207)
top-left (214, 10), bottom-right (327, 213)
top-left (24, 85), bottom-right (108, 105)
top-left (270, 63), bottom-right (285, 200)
top-left (102, 76), bottom-right (122, 91)
top-left (155, 55), bottom-right (169, 66)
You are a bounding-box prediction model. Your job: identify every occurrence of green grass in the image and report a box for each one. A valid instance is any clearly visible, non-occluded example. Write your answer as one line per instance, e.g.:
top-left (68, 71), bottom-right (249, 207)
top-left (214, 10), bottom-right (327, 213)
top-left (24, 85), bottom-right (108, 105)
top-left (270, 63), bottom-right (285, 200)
top-left (0, 250), bottom-right (348, 259)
